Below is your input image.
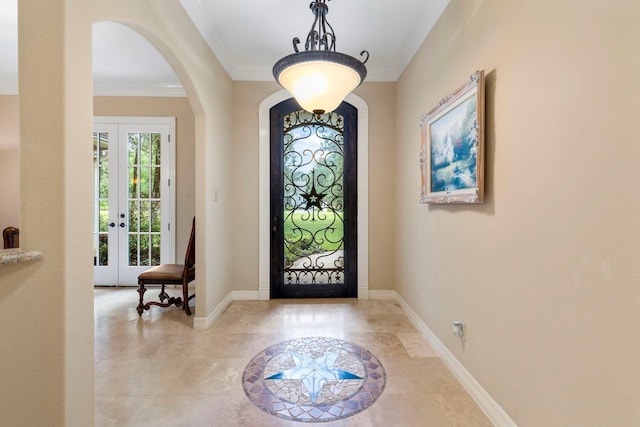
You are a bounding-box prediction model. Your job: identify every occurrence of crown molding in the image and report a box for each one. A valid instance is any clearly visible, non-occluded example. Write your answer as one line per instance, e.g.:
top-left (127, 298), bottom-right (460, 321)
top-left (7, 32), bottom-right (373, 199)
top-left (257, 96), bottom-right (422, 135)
top-left (397, 0), bottom-right (450, 76)
top-left (179, 0), bottom-right (236, 78)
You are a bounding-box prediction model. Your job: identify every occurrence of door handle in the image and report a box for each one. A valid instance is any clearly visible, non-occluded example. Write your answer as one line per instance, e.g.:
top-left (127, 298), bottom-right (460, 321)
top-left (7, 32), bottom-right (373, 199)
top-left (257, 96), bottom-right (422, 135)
top-left (109, 222), bottom-right (116, 228)
top-left (119, 222), bottom-right (126, 228)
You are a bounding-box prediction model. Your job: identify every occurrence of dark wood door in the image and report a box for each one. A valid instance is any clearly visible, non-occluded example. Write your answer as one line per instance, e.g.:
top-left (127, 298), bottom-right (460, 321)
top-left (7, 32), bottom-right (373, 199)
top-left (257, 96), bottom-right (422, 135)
top-left (270, 98), bottom-right (358, 298)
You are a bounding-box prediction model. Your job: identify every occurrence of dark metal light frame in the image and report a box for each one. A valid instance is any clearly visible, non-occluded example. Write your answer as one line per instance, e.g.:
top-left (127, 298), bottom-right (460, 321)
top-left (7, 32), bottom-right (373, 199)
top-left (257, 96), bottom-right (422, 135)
top-left (273, 0), bottom-right (369, 116)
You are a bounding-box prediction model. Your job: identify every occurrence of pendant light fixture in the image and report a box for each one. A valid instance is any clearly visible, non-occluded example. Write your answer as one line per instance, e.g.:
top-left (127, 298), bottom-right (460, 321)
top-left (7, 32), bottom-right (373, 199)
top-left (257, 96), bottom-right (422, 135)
top-left (273, 0), bottom-right (369, 116)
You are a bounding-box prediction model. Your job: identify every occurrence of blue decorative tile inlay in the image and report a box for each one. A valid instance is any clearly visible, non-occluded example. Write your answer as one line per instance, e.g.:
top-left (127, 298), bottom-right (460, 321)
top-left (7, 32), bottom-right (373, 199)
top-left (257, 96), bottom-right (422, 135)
top-left (265, 351), bottom-right (363, 402)
top-left (242, 337), bottom-right (385, 423)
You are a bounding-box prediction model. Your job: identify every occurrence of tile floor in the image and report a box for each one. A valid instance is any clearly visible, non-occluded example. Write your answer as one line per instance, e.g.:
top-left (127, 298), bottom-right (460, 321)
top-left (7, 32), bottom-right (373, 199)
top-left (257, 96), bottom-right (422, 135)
top-left (94, 287), bottom-right (493, 426)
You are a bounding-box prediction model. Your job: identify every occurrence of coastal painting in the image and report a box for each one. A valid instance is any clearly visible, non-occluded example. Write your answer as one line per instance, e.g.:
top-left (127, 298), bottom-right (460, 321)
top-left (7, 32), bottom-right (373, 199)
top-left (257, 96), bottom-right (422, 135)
top-left (420, 70), bottom-right (485, 204)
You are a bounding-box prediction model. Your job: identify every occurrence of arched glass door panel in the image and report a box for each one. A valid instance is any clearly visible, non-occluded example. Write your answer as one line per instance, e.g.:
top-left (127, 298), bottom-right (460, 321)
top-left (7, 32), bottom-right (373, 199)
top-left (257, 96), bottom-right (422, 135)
top-left (270, 99), bottom-right (357, 298)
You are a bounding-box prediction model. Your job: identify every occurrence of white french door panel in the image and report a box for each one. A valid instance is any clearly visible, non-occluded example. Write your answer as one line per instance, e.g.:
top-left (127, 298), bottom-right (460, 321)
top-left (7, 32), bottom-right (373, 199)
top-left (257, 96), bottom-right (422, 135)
top-left (117, 122), bottom-right (175, 285)
top-left (93, 117), bottom-right (176, 286)
top-left (93, 124), bottom-right (119, 286)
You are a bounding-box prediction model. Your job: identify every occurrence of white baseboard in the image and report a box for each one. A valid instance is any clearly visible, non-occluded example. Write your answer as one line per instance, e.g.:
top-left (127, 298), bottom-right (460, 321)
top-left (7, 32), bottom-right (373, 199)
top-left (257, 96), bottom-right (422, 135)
top-left (395, 294), bottom-right (517, 427)
top-left (358, 285), bottom-right (370, 299)
top-left (258, 287), bottom-right (270, 301)
top-left (192, 292), bottom-right (233, 330)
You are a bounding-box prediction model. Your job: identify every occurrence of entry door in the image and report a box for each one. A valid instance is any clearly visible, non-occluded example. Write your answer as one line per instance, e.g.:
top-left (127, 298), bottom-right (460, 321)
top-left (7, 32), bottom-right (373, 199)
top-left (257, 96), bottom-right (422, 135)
top-left (93, 117), bottom-right (175, 286)
top-left (270, 99), bottom-right (358, 298)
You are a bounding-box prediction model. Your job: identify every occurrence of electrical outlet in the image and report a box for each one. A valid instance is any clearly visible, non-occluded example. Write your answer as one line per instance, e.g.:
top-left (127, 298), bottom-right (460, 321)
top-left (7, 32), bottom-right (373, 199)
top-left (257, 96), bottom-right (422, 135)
top-left (452, 321), bottom-right (465, 340)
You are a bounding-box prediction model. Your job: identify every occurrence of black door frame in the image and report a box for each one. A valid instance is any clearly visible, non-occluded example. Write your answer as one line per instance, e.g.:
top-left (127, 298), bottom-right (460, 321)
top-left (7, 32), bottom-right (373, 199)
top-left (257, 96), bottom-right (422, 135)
top-left (269, 98), bottom-right (358, 298)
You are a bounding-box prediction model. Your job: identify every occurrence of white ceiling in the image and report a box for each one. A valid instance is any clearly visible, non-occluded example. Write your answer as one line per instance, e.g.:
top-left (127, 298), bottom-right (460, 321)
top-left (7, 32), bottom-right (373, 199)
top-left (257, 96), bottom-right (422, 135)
top-left (0, 0), bottom-right (449, 96)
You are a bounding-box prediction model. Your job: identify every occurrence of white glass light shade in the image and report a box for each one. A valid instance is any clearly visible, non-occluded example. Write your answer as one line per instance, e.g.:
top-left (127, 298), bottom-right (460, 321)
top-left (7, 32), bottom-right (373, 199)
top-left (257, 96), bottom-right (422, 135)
top-left (277, 60), bottom-right (360, 113)
top-left (274, 51), bottom-right (367, 114)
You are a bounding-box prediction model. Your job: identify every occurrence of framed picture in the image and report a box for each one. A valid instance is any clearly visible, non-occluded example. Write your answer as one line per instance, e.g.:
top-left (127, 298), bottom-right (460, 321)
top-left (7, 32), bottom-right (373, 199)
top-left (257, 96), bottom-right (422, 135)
top-left (420, 70), bottom-right (485, 204)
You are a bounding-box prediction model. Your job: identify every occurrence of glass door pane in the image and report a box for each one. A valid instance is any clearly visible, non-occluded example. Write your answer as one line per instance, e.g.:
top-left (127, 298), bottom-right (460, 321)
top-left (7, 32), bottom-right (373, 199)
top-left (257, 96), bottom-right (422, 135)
top-left (117, 122), bottom-right (173, 285)
top-left (126, 131), bottom-right (162, 267)
top-left (283, 109), bottom-right (345, 285)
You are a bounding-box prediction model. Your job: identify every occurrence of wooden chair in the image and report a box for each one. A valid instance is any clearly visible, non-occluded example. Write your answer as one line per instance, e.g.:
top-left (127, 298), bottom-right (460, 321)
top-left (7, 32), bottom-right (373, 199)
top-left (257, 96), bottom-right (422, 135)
top-left (136, 217), bottom-right (195, 316)
top-left (3, 226), bottom-right (19, 249)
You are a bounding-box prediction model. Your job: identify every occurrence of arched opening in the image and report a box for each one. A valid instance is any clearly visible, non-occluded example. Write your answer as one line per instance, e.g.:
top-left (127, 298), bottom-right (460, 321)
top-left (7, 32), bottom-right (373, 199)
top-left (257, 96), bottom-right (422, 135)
top-left (5, 3), bottom-right (232, 423)
top-left (91, 21), bottom-right (196, 289)
top-left (92, 21), bottom-right (185, 97)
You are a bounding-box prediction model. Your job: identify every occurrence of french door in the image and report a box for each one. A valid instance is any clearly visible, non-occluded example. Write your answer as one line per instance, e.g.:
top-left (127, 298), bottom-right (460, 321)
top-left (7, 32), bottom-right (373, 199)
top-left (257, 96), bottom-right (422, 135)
top-left (270, 99), bottom-right (358, 298)
top-left (93, 117), bottom-right (175, 286)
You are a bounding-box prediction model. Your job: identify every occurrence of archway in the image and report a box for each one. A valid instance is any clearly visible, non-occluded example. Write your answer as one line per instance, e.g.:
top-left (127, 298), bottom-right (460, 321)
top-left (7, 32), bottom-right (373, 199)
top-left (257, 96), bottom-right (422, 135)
top-left (89, 0), bottom-right (235, 325)
top-left (91, 21), bottom-right (195, 287)
top-left (9, 2), bottom-right (233, 424)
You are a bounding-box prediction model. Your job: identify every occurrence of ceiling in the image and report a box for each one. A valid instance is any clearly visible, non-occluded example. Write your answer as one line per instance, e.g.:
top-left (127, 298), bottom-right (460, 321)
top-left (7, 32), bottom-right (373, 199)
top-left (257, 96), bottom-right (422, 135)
top-left (0, 0), bottom-right (449, 96)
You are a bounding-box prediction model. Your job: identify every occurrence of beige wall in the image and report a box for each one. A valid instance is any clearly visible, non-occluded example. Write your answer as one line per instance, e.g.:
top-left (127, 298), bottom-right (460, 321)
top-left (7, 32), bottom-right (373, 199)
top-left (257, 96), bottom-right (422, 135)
top-left (91, 0), bottom-right (235, 320)
top-left (0, 95), bottom-right (195, 255)
top-left (5, 0), bottom-right (637, 424)
top-left (1, 0), bottom-right (95, 425)
top-left (230, 81), bottom-right (396, 293)
top-left (354, 82), bottom-right (396, 291)
top-left (0, 95), bottom-right (20, 229)
top-left (396, 1), bottom-right (640, 425)
top-left (94, 96), bottom-right (195, 258)
top-left (1, 0), bottom-right (233, 424)
top-left (230, 81), bottom-right (279, 291)
top-left (5, 81), bottom-right (395, 291)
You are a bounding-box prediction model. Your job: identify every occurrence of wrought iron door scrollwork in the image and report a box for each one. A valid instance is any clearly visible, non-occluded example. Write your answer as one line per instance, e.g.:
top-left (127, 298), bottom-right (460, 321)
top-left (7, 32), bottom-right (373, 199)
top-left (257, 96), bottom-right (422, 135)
top-left (282, 110), bottom-right (346, 285)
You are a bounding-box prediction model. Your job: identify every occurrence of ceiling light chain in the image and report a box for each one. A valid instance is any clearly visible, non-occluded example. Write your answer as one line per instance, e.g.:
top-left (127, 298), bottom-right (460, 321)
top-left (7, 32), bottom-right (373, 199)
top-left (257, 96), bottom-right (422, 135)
top-left (273, 0), bottom-right (369, 117)
top-left (302, 0), bottom-right (335, 52)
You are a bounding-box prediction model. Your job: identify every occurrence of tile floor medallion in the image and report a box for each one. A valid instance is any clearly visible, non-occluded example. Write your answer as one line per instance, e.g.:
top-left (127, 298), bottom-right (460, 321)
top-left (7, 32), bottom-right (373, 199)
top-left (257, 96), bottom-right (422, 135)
top-left (242, 336), bottom-right (386, 422)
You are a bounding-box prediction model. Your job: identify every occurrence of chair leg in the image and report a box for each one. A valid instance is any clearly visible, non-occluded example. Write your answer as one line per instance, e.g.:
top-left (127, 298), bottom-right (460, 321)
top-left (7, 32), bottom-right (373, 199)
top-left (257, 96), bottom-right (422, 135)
top-left (158, 284), bottom-right (169, 302)
top-left (136, 283), bottom-right (147, 316)
top-left (182, 279), bottom-right (191, 316)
